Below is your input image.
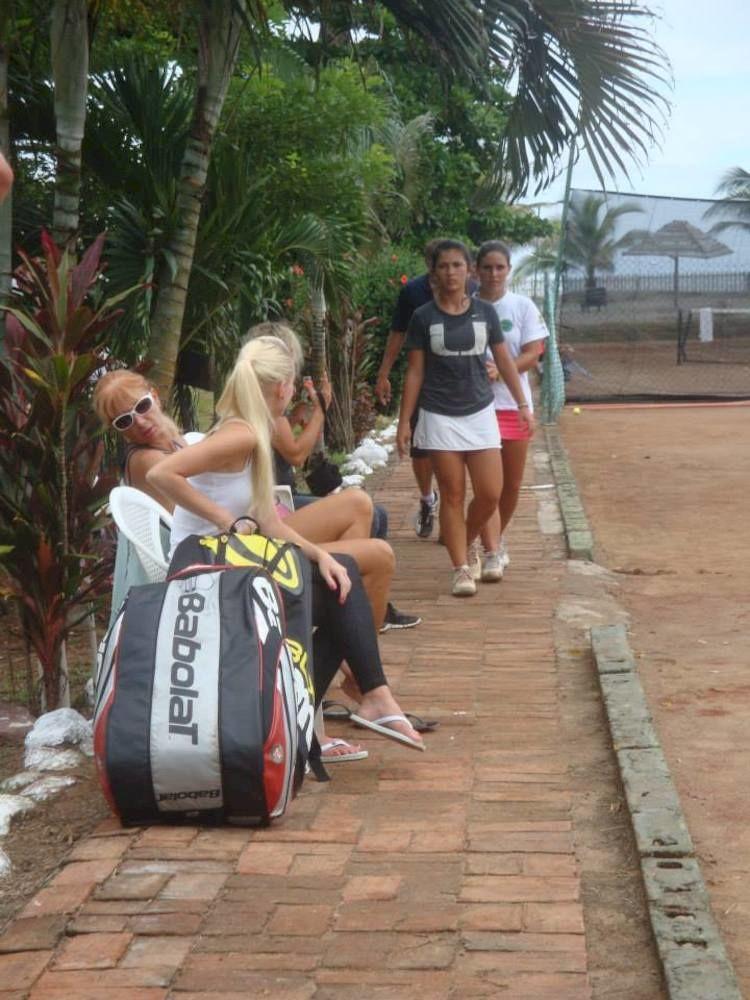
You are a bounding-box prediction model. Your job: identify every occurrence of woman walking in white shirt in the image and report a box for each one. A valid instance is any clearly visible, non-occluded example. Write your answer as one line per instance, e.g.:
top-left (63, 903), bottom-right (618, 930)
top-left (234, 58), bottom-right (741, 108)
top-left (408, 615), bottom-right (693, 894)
top-left (476, 240), bottom-right (549, 578)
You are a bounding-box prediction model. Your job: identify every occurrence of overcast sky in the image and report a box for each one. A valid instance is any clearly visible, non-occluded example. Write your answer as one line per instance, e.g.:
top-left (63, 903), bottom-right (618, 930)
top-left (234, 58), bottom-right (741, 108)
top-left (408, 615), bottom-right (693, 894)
top-left (531, 0), bottom-right (750, 209)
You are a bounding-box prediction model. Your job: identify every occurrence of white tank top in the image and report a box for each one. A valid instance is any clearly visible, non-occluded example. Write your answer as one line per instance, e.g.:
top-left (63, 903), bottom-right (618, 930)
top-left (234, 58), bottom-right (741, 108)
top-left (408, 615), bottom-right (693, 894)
top-left (169, 465), bottom-right (253, 555)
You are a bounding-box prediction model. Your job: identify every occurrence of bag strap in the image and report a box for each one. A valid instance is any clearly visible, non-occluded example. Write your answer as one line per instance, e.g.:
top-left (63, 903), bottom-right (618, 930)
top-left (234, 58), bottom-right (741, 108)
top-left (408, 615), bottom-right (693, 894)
top-left (307, 732), bottom-right (330, 783)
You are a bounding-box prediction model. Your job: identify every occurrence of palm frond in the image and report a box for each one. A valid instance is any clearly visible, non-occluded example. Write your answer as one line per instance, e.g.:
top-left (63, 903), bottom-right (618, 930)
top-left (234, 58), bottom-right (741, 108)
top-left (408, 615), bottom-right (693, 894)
top-left (564, 193), bottom-right (643, 281)
top-left (342, 1), bottom-right (670, 198)
top-left (485, 1), bottom-right (671, 197)
top-left (704, 167), bottom-right (750, 234)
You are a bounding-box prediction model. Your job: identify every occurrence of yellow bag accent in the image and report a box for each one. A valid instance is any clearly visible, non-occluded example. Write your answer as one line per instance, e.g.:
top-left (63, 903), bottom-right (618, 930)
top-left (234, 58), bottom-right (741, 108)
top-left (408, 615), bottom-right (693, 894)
top-left (198, 534), bottom-right (303, 594)
top-left (285, 637), bottom-right (314, 698)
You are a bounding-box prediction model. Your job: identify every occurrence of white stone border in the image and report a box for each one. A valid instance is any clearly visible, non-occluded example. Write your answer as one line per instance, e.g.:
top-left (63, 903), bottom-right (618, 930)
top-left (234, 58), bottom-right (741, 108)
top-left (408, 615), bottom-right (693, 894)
top-left (0, 708), bottom-right (93, 878)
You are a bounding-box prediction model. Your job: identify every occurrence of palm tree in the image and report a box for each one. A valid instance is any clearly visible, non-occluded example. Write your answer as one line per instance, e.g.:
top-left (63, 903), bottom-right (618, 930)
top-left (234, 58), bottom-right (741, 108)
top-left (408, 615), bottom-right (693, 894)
top-left (146, 0), bottom-right (246, 398)
top-left (512, 232), bottom-right (561, 292)
top-left (50, 0), bottom-right (89, 246)
top-left (704, 167), bottom-right (750, 236)
top-left (565, 195), bottom-right (643, 289)
top-left (143, 0), bottom-right (670, 397)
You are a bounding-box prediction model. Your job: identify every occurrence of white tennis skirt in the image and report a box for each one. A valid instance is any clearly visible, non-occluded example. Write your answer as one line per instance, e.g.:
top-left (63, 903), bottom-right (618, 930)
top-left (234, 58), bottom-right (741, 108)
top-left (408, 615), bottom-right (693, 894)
top-left (413, 401), bottom-right (501, 452)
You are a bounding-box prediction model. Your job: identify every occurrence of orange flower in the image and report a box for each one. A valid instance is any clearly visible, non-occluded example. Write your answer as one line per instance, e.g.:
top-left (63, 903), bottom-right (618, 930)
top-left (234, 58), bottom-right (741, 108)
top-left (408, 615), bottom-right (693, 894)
top-left (400, 274), bottom-right (408, 284)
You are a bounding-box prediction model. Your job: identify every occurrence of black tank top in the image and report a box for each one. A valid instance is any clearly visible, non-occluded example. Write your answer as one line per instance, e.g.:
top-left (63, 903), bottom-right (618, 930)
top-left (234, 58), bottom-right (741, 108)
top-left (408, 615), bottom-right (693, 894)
top-left (273, 447), bottom-right (296, 490)
top-left (122, 440), bottom-right (182, 485)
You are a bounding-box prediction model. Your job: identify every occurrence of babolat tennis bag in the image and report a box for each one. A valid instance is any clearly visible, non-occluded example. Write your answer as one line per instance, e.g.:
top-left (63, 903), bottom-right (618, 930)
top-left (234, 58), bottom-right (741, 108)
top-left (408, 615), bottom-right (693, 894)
top-left (93, 536), bottom-right (314, 826)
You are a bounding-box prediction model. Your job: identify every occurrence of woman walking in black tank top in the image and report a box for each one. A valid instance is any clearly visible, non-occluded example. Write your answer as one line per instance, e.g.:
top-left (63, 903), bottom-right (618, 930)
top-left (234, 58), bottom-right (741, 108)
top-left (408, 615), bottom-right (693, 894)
top-left (396, 239), bottom-right (534, 597)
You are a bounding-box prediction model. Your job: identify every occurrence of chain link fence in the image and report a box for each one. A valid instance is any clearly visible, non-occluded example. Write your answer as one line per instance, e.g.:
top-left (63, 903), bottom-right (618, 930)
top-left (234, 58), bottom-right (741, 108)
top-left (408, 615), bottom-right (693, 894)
top-left (555, 189), bottom-right (750, 402)
top-left (540, 278), bottom-right (566, 422)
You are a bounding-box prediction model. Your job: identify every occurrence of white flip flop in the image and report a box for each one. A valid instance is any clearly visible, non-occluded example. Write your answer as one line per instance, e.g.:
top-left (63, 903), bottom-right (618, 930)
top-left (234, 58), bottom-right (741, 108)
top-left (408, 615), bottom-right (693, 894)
top-left (320, 738), bottom-right (369, 763)
top-left (349, 713), bottom-right (425, 752)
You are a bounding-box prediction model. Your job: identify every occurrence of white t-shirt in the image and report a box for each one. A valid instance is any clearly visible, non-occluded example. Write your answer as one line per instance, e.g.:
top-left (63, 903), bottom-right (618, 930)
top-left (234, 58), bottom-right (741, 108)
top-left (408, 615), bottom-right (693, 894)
top-left (483, 291), bottom-right (549, 412)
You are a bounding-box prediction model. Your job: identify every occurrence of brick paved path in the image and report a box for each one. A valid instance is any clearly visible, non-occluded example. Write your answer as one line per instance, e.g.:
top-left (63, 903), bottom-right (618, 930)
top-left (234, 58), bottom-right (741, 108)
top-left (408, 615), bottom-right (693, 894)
top-left (0, 457), bottom-right (593, 999)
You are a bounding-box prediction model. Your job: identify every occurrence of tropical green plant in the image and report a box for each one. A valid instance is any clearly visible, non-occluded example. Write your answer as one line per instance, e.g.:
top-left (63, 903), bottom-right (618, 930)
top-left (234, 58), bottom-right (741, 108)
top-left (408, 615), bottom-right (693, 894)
top-left (0, 232), bottom-right (136, 710)
top-left (511, 231), bottom-right (562, 288)
top-left (141, 0), bottom-right (670, 397)
top-left (326, 310), bottom-right (379, 452)
top-left (565, 195), bottom-right (643, 289)
top-left (5, 1), bottom-right (668, 394)
top-left (283, 1), bottom-right (670, 196)
top-left (83, 57), bottom-right (193, 359)
top-left (705, 167), bottom-right (750, 236)
top-left (349, 243), bottom-right (424, 410)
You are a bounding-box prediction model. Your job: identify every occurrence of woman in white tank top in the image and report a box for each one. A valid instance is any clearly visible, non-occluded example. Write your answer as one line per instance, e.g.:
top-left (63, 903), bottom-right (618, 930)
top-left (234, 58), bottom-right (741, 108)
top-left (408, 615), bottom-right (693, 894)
top-left (147, 337), bottom-right (425, 752)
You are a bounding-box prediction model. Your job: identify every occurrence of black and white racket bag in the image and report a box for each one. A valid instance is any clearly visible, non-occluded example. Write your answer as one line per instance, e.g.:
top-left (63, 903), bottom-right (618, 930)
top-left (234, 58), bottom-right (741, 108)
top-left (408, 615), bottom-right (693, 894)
top-left (93, 548), bottom-right (314, 826)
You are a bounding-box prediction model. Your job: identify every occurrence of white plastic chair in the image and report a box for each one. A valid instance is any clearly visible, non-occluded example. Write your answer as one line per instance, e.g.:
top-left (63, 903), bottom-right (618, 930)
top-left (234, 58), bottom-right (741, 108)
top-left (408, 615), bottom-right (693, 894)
top-left (109, 486), bottom-right (173, 584)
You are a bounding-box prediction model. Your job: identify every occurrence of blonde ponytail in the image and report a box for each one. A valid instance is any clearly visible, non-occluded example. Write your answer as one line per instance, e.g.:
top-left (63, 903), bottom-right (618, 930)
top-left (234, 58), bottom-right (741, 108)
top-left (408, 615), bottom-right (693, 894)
top-left (215, 336), bottom-right (295, 520)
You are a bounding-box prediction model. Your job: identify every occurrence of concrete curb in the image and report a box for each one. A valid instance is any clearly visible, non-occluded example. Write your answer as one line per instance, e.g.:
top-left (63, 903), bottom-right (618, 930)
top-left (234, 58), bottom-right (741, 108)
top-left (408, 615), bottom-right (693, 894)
top-left (543, 425), bottom-right (595, 560)
top-left (544, 424), bottom-right (742, 999)
top-left (592, 625), bottom-right (741, 1000)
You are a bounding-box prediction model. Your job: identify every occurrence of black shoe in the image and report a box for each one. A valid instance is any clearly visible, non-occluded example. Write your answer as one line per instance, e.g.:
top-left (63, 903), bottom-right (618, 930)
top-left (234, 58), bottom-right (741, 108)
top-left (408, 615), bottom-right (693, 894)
top-left (414, 490), bottom-right (438, 539)
top-left (379, 602), bottom-right (422, 633)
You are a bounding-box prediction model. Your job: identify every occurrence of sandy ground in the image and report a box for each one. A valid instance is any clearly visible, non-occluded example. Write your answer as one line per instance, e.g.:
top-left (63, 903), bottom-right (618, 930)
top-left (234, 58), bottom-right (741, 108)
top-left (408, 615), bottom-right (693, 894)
top-left (560, 403), bottom-right (750, 991)
top-left (563, 339), bottom-right (750, 401)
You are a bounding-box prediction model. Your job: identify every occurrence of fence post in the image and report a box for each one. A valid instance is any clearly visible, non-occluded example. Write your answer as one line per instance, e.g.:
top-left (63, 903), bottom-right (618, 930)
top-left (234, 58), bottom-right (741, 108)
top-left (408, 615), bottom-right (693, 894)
top-left (540, 136), bottom-right (575, 424)
top-left (540, 273), bottom-right (566, 424)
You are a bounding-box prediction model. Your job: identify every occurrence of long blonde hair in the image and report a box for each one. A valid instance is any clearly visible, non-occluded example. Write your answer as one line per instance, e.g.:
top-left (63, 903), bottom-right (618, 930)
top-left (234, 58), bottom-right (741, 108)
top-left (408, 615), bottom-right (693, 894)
top-left (215, 336), bottom-right (296, 519)
top-left (92, 369), bottom-right (181, 440)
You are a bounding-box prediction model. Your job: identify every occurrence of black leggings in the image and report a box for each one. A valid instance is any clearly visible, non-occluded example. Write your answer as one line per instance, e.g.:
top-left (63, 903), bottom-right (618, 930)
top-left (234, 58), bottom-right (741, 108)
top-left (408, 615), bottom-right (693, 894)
top-left (311, 553), bottom-right (387, 706)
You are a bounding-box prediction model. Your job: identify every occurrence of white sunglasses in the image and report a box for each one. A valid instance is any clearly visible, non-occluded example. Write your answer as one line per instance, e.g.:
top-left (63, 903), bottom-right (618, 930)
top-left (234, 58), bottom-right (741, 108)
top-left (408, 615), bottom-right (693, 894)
top-left (111, 393), bottom-right (154, 431)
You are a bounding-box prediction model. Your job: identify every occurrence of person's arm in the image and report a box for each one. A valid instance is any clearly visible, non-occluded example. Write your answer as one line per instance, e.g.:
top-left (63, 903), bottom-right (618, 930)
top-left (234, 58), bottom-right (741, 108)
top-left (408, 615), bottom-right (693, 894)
top-left (272, 372), bottom-right (332, 464)
top-left (147, 423), bottom-right (256, 531)
top-left (515, 339), bottom-right (545, 373)
top-left (490, 342), bottom-right (535, 434)
top-left (375, 330), bottom-right (406, 405)
top-left (396, 349), bottom-right (425, 458)
top-left (126, 448), bottom-right (179, 511)
top-left (273, 409), bottom-right (323, 467)
top-left (486, 339), bottom-right (545, 381)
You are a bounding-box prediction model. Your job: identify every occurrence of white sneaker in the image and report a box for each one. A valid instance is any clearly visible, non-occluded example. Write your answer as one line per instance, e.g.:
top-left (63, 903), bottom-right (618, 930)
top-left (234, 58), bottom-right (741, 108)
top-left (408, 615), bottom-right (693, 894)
top-left (481, 550), bottom-right (504, 581)
top-left (414, 490), bottom-right (439, 539)
top-left (499, 539), bottom-right (510, 569)
top-left (451, 565), bottom-right (477, 597)
top-left (468, 540), bottom-right (483, 581)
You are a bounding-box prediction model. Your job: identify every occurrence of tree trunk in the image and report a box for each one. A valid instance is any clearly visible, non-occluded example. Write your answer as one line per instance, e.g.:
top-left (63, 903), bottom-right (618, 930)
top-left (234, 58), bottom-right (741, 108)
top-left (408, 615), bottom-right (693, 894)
top-left (310, 281), bottom-right (327, 450)
top-left (310, 282), bottom-right (327, 381)
top-left (147, 0), bottom-right (245, 400)
top-left (50, 0), bottom-right (89, 247)
top-left (0, 10), bottom-right (11, 307)
top-left (35, 641), bottom-right (70, 713)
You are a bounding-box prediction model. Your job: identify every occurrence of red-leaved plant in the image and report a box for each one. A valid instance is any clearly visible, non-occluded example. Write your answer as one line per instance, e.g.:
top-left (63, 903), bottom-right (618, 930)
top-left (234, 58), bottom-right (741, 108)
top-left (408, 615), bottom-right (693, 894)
top-left (0, 232), bottom-right (138, 711)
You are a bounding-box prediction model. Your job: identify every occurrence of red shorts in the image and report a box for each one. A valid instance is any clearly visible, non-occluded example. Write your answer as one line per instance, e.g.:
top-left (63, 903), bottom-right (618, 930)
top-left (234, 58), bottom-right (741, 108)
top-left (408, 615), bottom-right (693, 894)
top-left (496, 409), bottom-right (531, 442)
